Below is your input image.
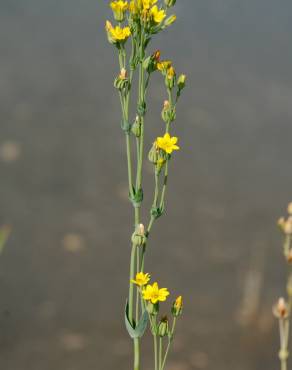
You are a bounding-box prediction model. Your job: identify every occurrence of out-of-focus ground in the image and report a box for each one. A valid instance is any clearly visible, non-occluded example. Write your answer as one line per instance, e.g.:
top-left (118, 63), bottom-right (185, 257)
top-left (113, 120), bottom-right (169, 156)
top-left (1, 0), bottom-right (292, 369)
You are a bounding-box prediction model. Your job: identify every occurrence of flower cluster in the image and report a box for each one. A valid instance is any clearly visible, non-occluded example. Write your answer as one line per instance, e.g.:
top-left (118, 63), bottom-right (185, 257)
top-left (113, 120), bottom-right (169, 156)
top-left (131, 271), bottom-right (183, 339)
top-left (273, 202), bottom-right (292, 369)
top-left (106, 0), bottom-right (177, 46)
top-left (105, 1), bottom-right (186, 369)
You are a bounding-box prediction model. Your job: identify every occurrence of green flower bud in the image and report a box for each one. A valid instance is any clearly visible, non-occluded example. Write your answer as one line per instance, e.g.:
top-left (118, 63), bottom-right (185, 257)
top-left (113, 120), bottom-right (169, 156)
top-left (148, 143), bottom-right (160, 164)
top-left (147, 301), bottom-right (159, 316)
top-left (131, 224), bottom-right (146, 247)
top-left (164, 0), bottom-right (176, 7)
top-left (143, 50), bottom-right (161, 73)
top-left (165, 66), bottom-right (176, 89)
top-left (155, 158), bottom-right (166, 175)
top-left (177, 74), bottom-right (186, 90)
top-left (158, 316), bottom-right (169, 337)
top-left (163, 15), bottom-right (177, 28)
top-left (148, 143), bottom-right (168, 165)
top-left (131, 116), bottom-right (141, 137)
top-left (161, 100), bottom-right (176, 123)
top-left (110, 1), bottom-right (128, 22)
top-left (171, 296), bottom-right (183, 317)
top-left (114, 68), bottom-right (129, 90)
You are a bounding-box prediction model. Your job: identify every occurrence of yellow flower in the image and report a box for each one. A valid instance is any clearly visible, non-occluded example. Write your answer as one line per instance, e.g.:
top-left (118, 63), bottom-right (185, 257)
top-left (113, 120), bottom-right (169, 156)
top-left (110, 0), bottom-right (128, 11)
top-left (150, 5), bottom-right (166, 23)
top-left (129, 1), bottom-right (139, 14)
top-left (108, 24), bottom-right (131, 42)
top-left (143, 282), bottom-right (170, 304)
top-left (156, 133), bottom-right (180, 154)
top-left (131, 272), bottom-right (151, 287)
top-left (142, 0), bottom-right (157, 10)
top-left (110, 1), bottom-right (128, 21)
top-left (167, 66), bottom-right (176, 79)
top-left (174, 295), bottom-right (183, 310)
top-left (157, 60), bottom-right (172, 72)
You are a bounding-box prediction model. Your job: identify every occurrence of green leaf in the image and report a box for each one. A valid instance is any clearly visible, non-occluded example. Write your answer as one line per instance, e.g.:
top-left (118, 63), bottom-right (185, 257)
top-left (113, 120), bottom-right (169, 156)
top-left (124, 301), bottom-right (148, 339)
top-left (135, 310), bottom-right (148, 337)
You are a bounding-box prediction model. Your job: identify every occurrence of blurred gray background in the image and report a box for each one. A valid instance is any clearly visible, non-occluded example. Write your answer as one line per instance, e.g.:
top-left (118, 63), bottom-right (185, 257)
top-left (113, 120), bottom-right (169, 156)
top-left (1, 0), bottom-right (292, 369)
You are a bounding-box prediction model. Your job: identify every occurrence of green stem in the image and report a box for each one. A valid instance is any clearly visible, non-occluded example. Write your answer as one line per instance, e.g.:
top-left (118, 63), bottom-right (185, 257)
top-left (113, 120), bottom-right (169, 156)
top-left (134, 338), bottom-right (140, 370)
top-left (129, 243), bottom-right (140, 370)
top-left (161, 318), bottom-right (177, 370)
top-left (159, 338), bottom-right (163, 370)
top-left (126, 134), bottom-right (134, 198)
top-left (154, 334), bottom-right (158, 370)
top-left (159, 160), bottom-right (169, 210)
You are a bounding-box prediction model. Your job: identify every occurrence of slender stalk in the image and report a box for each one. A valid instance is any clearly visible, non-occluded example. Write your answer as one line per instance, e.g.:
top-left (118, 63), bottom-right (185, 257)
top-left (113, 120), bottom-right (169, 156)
top-left (279, 318), bottom-right (289, 370)
top-left (134, 338), bottom-right (140, 370)
top-left (161, 318), bottom-right (177, 370)
top-left (159, 338), bottom-right (163, 370)
top-left (154, 334), bottom-right (158, 370)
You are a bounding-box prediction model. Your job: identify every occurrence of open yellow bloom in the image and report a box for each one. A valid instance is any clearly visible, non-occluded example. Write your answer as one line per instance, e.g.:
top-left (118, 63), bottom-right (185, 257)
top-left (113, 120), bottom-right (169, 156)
top-left (107, 23), bottom-right (131, 41)
top-left (110, 0), bottom-right (128, 11)
top-left (131, 272), bottom-right (151, 287)
top-left (142, 0), bottom-right (157, 10)
top-left (150, 5), bottom-right (166, 23)
top-left (110, 1), bottom-right (128, 21)
top-left (129, 1), bottom-right (139, 14)
top-left (143, 282), bottom-right (170, 304)
top-left (157, 60), bottom-right (172, 72)
top-left (156, 133), bottom-right (180, 154)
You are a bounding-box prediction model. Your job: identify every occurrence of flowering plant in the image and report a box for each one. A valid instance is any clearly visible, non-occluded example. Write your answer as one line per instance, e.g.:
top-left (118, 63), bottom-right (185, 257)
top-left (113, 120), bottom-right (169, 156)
top-left (273, 203), bottom-right (292, 370)
top-left (105, 1), bottom-right (186, 369)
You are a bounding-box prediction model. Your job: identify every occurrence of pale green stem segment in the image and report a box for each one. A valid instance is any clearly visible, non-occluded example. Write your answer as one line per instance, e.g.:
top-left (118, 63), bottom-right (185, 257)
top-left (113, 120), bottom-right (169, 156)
top-left (134, 338), bottom-right (140, 370)
top-left (154, 335), bottom-right (158, 370)
top-left (161, 318), bottom-right (177, 370)
top-left (279, 318), bottom-right (289, 370)
top-left (159, 338), bottom-right (163, 370)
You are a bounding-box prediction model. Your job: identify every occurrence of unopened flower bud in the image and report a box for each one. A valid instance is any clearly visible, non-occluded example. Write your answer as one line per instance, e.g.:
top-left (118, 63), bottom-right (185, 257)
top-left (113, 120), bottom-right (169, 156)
top-left (120, 68), bottom-right (127, 79)
top-left (273, 297), bottom-right (289, 319)
top-left (288, 202), bottom-right (292, 215)
top-left (146, 301), bottom-right (159, 316)
top-left (131, 115), bottom-right (141, 137)
top-left (105, 21), bottom-right (115, 44)
top-left (110, 1), bottom-right (128, 22)
top-left (161, 100), bottom-right (176, 123)
top-left (164, 0), bottom-right (176, 7)
top-left (153, 50), bottom-right (161, 61)
top-left (284, 217), bottom-right (292, 234)
top-left (177, 74), bottom-right (186, 90)
top-left (165, 66), bottom-right (176, 89)
top-left (155, 158), bottom-right (166, 175)
top-left (172, 295), bottom-right (183, 317)
top-left (131, 223), bottom-right (146, 246)
top-left (158, 316), bottom-right (169, 337)
top-left (148, 143), bottom-right (160, 164)
top-left (143, 50), bottom-right (161, 73)
top-left (278, 217), bottom-right (286, 232)
top-left (164, 100), bottom-right (170, 110)
top-left (148, 143), bottom-right (167, 165)
top-left (164, 14), bottom-right (177, 28)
